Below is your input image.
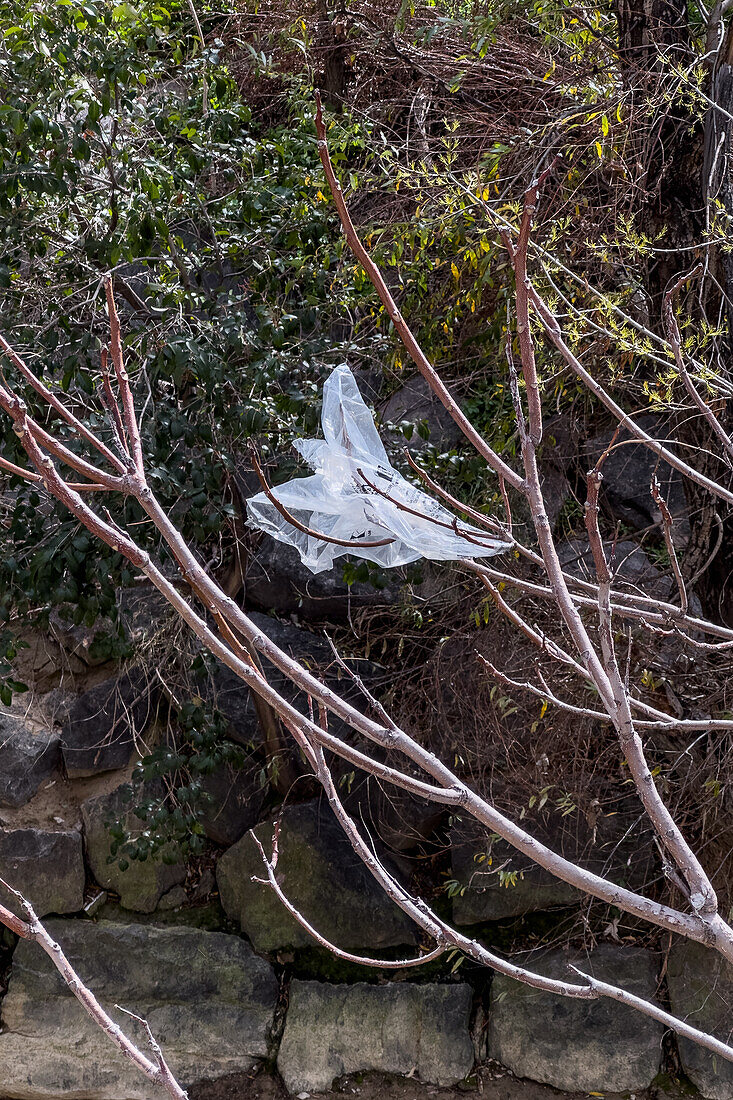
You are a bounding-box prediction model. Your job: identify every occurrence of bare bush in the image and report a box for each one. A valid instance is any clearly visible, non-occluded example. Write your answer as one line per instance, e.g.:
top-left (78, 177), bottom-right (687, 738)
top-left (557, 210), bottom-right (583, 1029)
top-left (2, 96), bottom-right (733, 1087)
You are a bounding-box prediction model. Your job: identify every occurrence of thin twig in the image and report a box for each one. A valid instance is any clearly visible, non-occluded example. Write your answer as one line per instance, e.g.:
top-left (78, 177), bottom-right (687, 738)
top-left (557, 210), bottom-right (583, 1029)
top-left (314, 91), bottom-right (524, 494)
top-left (104, 277), bottom-right (144, 475)
top-left (250, 446), bottom-right (395, 549)
top-left (355, 465), bottom-right (511, 550)
top-left (0, 880), bottom-right (188, 1098)
top-left (651, 473), bottom-right (688, 613)
top-left (663, 265), bottom-right (733, 463)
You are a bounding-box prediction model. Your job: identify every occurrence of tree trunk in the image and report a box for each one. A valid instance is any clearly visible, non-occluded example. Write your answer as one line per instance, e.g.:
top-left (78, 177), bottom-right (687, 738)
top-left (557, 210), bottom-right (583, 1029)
top-left (613, 0), bottom-right (699, 312)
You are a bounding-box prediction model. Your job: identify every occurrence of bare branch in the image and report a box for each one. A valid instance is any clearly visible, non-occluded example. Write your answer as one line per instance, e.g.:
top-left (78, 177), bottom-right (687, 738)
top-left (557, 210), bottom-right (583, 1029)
top-left (250, 830), bottom-right (446, 969)
top-left (403, 450), bottom-right (509, 537)
top-left (570, 965), bottom-right (733, 1065)
top-left (250, 445), bottom-right (395, 549)
top-left (0, 880), bottom-right (188, 1099)
top-left (0, 333), bottom-right (126, 474)
top-left (314, 90), bottom-right (524, 493)
top-left (355, 465), bottom-right (510, 550)
top-left (528, 284), bottom-right (733, 507)
top-left (104, 276), bottom-right (144, 475)
top-left (663, 265), bottom-right (733, 463)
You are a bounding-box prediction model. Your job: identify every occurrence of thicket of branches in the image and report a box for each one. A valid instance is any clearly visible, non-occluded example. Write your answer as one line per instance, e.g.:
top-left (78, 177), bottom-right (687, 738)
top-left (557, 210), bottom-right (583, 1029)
top-left (4, 0), bottom-right (733, 1092)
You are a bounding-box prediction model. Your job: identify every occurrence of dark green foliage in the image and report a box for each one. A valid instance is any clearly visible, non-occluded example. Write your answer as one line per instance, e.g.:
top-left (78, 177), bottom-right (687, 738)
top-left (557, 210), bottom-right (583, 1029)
top-left (107, 702), bottom-right (246, 865)
top-left (0, 0), bottom-right (374, 657)
top-left (0, 630), bottom-right (27, 706)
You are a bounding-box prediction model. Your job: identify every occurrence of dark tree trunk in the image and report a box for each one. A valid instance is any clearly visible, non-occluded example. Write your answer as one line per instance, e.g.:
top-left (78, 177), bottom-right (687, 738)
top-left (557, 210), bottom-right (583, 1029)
top-left (613, 0), bottom-right (699, 312)
top-left (614, 0), bottom-right (690, 72)
top-left (613, 3), bottom-right (733, 623)
top-left (314, 0), bottom-right (350, 111)
top-left (704, 20), bottom-right (733, 330)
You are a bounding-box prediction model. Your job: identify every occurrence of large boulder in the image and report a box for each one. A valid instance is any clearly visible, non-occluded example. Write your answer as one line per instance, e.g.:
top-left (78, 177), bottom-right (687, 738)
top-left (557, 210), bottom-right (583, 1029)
top-left (60, 667), bottom-right (157, 777)
top-left (217, 799), bottom-right (416, 953)
top-left (277, 980), bottom-right (474, 1093)
top-left (667, 940), bottom-right (733, 1099)
top-left (245, 536), bottom-right (399, 619)
top-left (0, 717), bottom-right (60, 809)
top-left (197, 756), bottom-right (267, 847)
top-left (0, 920), bottom-right (278, 1099)
top-left (582, 416), bottom-right (690, 545)
top-left (199, 613), bottom-right (380, 749)
top-left (488, 944), bottom-right (663, 1092)
top-left (0, 828), bottom-right (85, 918)
top-left (450, 821), bottom-right (578, 924)
top-left (82, 782), bottom-right (186, 913)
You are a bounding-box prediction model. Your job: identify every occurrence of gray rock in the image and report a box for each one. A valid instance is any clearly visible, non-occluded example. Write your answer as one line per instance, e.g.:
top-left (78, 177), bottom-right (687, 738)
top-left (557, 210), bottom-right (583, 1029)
top-left (0, 716), bottom-right (60, 809)
top-left (48, 609), bottom-right (115, 668)
top-left (583, 416), bottom-right (690, 545)
top-left (201, 613), bottom-right (381, 749)
top-left (451, 806), bottom-right (659, 927)
top-left (217, 799), bottom-right (416, 952)
top-left (0, 919), bottom-right (278, 1099)
top-left (379, 375), bottom-right (462, 452)
top-left (60, 667), bottom-right (157, 777)
top-left (489, 944), bottom-right (663, 1092)
top-left (82, 782), bottom-right (186, 913)
top-left (559, 537), bottom-right (671, 599)
top-left (539, 463), bottom-right (571, 533)
top-left (245, 536), bottom-right (399, 619)
top-left (198, 757), bottom-right (267, 847)
top-left (667, 940), bottom-right (733, 1099)
top-left (451, 810), bottom-right (658, 926)
top-left (450, 821), bottom-right (579, 925)
top-left (116, 584), bottom-right (173, 645)
top-left (157, 884), bottom-right (188, 911)
top-left (0, 828), bottom-right (85, 918)
top-left (538, 415), bottom-right (575, 533)
top-left (278, 980), bottom-right (474, 1093)
top-left (197, 613), bottom-right (335, 746)
top-left (345, 781), bottom-right (445, 856)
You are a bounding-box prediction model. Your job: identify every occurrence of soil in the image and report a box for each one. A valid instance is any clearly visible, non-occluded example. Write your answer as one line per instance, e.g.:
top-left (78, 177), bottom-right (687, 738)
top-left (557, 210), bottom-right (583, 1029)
top-left (0, 758), bottom-right (137, 831)
top-left (190, 1065), bottom-right (693, 1100)
top-left (0, 642), bottom-right (145, 833)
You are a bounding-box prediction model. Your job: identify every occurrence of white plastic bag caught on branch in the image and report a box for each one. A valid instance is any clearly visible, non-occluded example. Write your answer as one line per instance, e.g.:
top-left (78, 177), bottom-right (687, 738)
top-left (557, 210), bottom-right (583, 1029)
top-left (247, 364), bottom-right (512, 574)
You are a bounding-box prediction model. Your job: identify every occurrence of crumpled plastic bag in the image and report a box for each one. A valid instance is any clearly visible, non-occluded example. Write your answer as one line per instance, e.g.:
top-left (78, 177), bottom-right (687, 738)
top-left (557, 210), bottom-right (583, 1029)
top-left (246, 363), bottom-right (512, 574)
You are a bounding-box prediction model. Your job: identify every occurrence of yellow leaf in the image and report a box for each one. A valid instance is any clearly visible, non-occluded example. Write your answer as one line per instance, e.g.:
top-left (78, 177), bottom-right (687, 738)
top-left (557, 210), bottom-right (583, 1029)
top-left (482, 187), bottom-right (490, 200)
top-left (595, 141), bottom-right (603, 159)
top-left (316, 190), bottom-right (325, 202)
top-left (601, 114), bottom-right (609, 136)
top-left (451, 262), bottom-right (459, 279)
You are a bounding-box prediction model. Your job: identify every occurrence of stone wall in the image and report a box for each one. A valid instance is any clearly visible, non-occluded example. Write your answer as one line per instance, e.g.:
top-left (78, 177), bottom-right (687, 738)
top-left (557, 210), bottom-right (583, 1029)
top-left (0, 554), bottom-right (728, 1100)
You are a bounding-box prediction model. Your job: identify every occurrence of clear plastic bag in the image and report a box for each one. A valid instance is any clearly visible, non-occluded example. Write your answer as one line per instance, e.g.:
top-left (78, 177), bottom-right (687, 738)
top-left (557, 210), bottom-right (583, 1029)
top-left (246, 364), bottom-right (512, 573)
